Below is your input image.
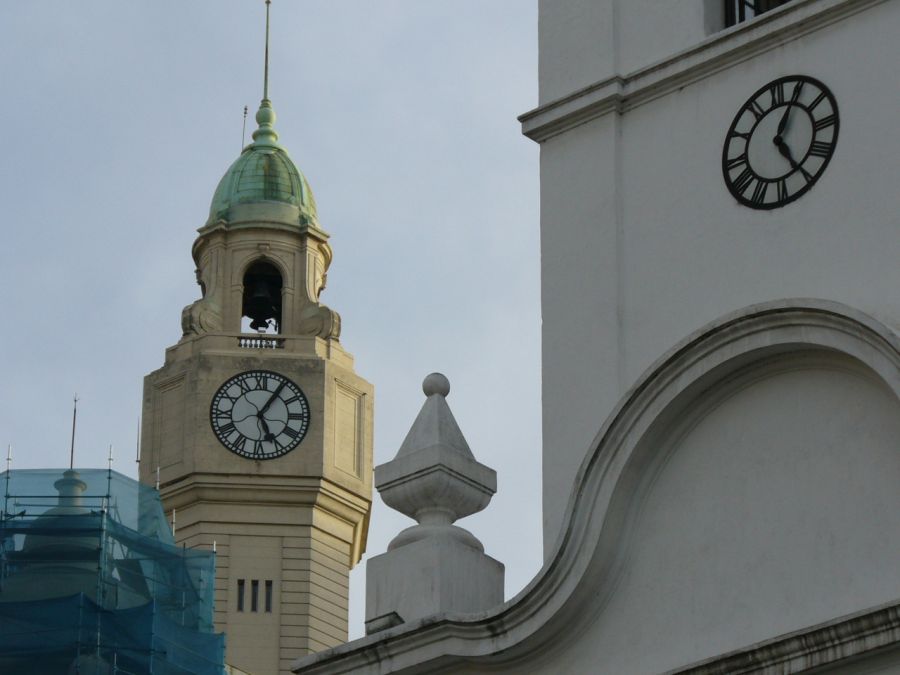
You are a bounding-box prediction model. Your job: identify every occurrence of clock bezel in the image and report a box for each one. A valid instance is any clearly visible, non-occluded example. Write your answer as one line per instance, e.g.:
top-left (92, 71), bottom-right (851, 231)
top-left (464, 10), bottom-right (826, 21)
top-left (722, 74), bottom-right (839, 210)
top-left (209, 369), bottom-right (311, 460)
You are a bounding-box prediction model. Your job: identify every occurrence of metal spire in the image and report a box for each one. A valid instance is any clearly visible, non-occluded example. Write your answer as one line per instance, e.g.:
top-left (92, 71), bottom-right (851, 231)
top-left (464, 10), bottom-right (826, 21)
top-left (251, 0), bottom-right (279, 147)
top-left (263, 0), bottom-right (272, 102)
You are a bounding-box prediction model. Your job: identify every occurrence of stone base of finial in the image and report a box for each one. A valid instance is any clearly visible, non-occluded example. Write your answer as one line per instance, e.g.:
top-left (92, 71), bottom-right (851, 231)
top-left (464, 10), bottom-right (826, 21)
top-left (364, 528), bottom-right (504, 635)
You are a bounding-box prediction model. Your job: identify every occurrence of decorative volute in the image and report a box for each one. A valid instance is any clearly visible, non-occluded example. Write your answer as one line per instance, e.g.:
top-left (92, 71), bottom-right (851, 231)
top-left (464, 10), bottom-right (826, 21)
top-left (366, 374), bottom-right (504, 634)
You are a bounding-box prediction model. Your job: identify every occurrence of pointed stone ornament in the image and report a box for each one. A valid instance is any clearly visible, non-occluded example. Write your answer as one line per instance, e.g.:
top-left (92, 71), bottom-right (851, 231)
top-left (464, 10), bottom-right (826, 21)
top-left (394, 372), bottom-right (475, 460)
top-left (365, 373), bottom-right (504, 634)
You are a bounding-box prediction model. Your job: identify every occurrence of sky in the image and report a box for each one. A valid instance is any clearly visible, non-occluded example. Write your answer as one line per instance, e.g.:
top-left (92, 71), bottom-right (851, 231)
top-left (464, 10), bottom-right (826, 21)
top-left (0, 2), bottom-right (541, 638)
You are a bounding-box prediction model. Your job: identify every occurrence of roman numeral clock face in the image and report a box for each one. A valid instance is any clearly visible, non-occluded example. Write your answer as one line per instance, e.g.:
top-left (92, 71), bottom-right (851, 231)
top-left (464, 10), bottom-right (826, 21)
top-left (210, 370), bottom-right (310, 459)
top-left (723, 75), bottom-right (839, 209)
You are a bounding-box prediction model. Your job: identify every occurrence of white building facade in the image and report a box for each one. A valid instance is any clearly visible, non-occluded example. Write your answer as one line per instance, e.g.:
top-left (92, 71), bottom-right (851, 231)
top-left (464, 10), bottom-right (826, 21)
top-left (295, 1), bottom-right (900, 672)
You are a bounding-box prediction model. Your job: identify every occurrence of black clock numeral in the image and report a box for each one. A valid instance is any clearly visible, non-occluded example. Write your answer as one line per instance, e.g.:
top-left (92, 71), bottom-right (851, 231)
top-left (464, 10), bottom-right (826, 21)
top-left (252, 440), bottom-right (264, 456)
top-left (777, 179), bottom-right (789, 202)
top-left (769, 82), bottom-right (784, 106)
top-left (733, 167), bottom-right (756, 195)
top-left (726, 153), bottom-right (748, 170)
top-left (732, 131), bottom-right (751, 141)
top-left (283, 427), bottom-right (300, 440)
top-left (789, 81), bottom-right (804, 104)
top-left (749, 100), bottom-right (766, 120)
top-left (218, 422), bottom-right (236, 436)
top-left (808, 141), bottom-right (831, 158)
top-left (808, 90), bottom-right (827, 111)
top-left (238, 378), bottom-right (253, 394)
top-left (257, 374), bottom-right (269, 390)
top-left (813, 114), bottom-right (836, 131)
top-left (287, 412), bottom-right (305, 420)
top-left (283, 395), bottom-right (300, 405)
top-left (750, 181), bottom-right (767, 205)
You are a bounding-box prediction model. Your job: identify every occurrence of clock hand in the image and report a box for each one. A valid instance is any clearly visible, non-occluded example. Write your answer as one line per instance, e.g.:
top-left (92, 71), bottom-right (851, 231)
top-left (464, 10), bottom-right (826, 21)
top-left (257, 415), bottom-right (275, 442)
top-left (258, 381), bottom-right (286, 416)
top-left (774, 137), bottom-right (813, 182)
top-left (776, 105), bottom-right (792, 136)
top-left (776, 82), bottom-right (804, 136)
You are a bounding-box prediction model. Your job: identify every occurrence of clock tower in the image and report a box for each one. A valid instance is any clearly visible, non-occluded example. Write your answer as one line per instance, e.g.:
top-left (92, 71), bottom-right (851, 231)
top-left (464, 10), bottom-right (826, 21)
top-left (138, 13), bottom-right (373, 674)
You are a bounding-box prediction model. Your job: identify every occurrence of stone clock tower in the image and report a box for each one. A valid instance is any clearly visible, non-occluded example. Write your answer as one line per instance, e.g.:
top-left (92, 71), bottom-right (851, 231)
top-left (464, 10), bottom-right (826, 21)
top-left (138, 47), bottom-right (373, 674)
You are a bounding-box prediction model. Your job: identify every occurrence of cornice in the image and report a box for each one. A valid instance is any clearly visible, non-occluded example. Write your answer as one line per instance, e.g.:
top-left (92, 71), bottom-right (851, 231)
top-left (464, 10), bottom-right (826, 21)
top-left (161, 473), bottom-right (371, 521)
top-left (670, 600), bottom-right (900, 674)
top-left (519, 0), bottom-right (887, 142)
top-left (293, 300), bottom-right (900, 674)
top-left (192, 219), bottom-right (330, 262)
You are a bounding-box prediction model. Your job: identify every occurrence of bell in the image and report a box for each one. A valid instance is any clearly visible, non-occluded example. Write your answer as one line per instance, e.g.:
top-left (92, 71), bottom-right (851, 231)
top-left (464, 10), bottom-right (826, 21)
top-left (244, 280), bottom-right (276, 331)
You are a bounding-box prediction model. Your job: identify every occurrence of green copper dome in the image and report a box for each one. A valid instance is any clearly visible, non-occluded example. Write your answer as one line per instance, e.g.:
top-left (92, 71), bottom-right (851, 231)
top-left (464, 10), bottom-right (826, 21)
top-left (207, 99), bottom-right (318, 226)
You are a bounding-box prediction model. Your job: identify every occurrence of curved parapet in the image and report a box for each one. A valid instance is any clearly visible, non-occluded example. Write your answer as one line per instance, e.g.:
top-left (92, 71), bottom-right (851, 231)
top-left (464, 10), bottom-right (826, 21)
top-left (294, 299), bottom-right (900, 674)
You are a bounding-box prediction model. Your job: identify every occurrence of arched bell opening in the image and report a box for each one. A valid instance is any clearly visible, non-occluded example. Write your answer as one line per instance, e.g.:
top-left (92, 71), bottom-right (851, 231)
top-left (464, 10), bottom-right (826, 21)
top-left (241, 260), bottom-right (283, 334)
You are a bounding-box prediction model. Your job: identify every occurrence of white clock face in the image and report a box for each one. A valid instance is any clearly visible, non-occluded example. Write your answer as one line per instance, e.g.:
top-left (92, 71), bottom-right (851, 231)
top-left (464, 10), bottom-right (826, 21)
top-left (210, 370), bottom-right (310, 459)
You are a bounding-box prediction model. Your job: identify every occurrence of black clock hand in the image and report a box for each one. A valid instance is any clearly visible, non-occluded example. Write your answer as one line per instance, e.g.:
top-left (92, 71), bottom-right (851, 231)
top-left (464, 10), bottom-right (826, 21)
top-left (774, 137), bottom-right (812, 181)
top-left (257, 415), bottom-right (275, 441)
top-left (776, 82), bottom-right (804, 136)
top-left (776, 105), bottom-right (792, 136)
top-left (258, 381), bottom-right (286, 416)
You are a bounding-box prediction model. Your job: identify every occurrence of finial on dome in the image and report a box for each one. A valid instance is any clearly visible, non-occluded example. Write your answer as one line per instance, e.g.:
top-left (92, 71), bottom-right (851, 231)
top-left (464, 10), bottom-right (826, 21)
top-left (252, 0), bottom-right (279, 147)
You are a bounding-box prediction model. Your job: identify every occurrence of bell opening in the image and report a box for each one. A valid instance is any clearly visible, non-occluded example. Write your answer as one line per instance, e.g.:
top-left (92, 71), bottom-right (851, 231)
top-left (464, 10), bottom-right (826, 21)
top-left (241, 261), bottom-right (283, 334)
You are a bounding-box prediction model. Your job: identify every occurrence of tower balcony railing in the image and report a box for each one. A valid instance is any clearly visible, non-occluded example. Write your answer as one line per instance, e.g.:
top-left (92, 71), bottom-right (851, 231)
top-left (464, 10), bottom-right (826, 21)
top-left (237, 335), bottom-right (285, 350)
top-left (171, 331), bottom-right (353, 368)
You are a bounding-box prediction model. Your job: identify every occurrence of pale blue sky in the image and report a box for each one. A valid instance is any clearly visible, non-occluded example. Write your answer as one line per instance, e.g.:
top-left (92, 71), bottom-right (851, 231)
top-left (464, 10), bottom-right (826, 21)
top-left (0, 1), bottom-right (540, 637)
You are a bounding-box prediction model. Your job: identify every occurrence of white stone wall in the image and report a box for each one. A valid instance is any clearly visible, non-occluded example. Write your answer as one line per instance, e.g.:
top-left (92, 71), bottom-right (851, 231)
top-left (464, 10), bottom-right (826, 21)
top-left (535, 0), bottom-right (900, 551)
top-left (538, 0), bottom-right (721, 104)
top-left (527, 353), bottom-right (900, 674)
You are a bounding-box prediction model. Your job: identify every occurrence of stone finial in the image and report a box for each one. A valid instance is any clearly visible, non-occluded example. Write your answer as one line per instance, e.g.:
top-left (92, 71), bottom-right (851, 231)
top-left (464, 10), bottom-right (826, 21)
top-left (251, 98), bottom-right (279, 147)
top-left (365, 374), bottom-right (504, 634)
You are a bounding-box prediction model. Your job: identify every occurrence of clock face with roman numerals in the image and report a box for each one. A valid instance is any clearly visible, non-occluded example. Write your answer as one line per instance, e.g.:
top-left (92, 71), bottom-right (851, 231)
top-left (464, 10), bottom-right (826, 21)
top-left (723, 75), bottom-right (839, 210)
top-left (210, 370), bottom-right (310, 459)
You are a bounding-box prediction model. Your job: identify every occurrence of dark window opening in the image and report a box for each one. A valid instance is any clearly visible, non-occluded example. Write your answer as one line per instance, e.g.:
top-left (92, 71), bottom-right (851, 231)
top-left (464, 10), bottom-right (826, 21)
top-left (265, 580), bottom-right (273, 613)
top-left (251, 579), bottom-right (259, 612)
top-left (725, 0), bottom-right (793, 27)
top-left (237, 579), bottom-right (245, 612)
top-left (242, 261), bottom-right (283, 334)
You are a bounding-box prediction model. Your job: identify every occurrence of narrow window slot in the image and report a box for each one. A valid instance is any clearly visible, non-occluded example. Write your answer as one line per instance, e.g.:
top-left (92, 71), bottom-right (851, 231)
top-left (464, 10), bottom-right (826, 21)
top-left (265, 580), bottom-right (273, 612)
top-left (251, 579), bottom-right (259, 612)
top-left (237, 579), bottom-right (245, 612)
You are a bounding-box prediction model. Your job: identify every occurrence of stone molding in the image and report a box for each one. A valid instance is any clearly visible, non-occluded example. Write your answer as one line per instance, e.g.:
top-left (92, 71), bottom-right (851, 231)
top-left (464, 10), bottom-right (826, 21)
top-left (161, 473), bottom-right (371, 565)
top-left (669, 599), bottom-right (900, 674)
top-left (293, 299), bottom-right (900, 674)
top-left (519, 0), bottom-right (888, 142)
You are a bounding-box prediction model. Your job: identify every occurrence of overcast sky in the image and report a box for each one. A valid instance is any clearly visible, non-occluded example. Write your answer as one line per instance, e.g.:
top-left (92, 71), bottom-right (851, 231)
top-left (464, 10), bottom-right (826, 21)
top-left (0, 2), bottom-right (540, 638)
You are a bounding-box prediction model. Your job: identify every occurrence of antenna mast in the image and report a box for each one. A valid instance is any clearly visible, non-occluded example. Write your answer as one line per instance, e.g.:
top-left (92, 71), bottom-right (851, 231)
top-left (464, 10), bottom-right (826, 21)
top-left (69, 394), bottom-right (79, 469)
top-left (136, 416), bottom-right (142, 464)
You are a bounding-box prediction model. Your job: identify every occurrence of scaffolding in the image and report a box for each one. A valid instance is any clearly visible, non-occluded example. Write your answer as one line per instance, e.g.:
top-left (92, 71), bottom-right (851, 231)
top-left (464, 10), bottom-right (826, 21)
top-left (0, 468), bottom-right (224, 675)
